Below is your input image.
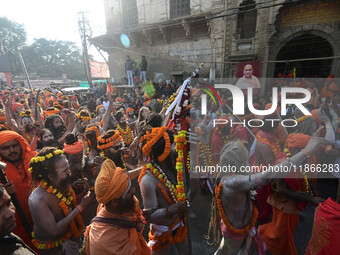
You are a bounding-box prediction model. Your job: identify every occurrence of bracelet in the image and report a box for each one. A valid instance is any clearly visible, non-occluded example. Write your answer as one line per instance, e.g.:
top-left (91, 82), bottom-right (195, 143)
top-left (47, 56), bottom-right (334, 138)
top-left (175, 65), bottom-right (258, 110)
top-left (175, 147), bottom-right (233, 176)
top-left (301, 149), bottom-right (310, 158)
top-left (76, 205), bottom-right (84, 213)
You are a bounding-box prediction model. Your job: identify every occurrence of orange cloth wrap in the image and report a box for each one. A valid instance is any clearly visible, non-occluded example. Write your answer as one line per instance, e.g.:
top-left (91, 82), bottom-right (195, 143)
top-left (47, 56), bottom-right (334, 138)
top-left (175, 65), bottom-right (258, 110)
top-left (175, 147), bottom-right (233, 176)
top-left (0, 131), bottom-right (37, 251)
top-left (285, 133), bottom-right (311, 149)
top-left (95, 159), bottom-right (129, 204)
top-left (63, 140), bottom-right (84, 154)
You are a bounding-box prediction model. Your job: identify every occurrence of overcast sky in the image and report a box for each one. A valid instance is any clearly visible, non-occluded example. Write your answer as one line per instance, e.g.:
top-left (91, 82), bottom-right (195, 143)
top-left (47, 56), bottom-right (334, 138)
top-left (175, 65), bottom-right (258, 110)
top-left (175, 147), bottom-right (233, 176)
top-left (1, 0), bottom-right (107, 61)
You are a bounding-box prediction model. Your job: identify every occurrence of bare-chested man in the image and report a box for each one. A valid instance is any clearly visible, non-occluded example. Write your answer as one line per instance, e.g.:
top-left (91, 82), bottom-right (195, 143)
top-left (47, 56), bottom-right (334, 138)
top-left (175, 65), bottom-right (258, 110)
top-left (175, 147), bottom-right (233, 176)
top-left (28, 147), bottom-right (93, 255)
top-left (138, 126), bottom-right (189, 255)
top-left (210, 127), bottom-right (326, 255)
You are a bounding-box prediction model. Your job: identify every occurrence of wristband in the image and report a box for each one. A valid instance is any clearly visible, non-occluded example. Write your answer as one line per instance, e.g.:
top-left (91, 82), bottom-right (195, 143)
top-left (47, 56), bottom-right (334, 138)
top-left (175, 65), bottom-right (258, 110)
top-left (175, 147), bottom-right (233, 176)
top-left (301, 149), bottom-right (310, 158)
top-left (76, 205), bottom-right (84, 213)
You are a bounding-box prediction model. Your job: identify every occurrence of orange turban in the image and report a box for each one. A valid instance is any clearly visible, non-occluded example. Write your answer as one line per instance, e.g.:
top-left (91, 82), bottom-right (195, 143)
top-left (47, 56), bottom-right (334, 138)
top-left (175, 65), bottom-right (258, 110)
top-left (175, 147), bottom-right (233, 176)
top-left (12, 102), bottom-right (23, 113)
top-left (285, 133), bottom-right (311, 149)
top-left (63, 140), bottom-right (84, 154)
top-left (115, 97), bottom-right (123, 103)
top-left (95, 159), bottom-right (130, 204)
top-left (0, 131), bottom-right (32, 154)
top-left (144, 94), bottom-right (151, 100)
top-left (45, 108), bottom-right (60, 116)
top-left (311, 109), bottom-right (321, 125)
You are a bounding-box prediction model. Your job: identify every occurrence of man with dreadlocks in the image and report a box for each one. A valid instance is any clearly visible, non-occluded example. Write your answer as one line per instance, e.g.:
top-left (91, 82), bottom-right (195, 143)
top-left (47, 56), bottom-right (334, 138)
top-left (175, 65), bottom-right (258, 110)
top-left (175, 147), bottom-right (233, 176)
top-left (208, 127), bottom-right (326, 255)
top-left (138, 126), bottom-right (190, 254)
top-left (28, 147), bottom-right (93, 255)
top-left (45, 113), bottom-right (74, 146)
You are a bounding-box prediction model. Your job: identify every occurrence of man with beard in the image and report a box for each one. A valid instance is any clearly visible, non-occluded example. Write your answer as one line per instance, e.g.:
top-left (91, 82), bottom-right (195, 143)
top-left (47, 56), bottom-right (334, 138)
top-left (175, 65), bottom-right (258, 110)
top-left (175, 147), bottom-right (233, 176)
top-left (28, 147), bottom-right (93, 255)
top-left (45, 113), bottom-right (74, 146)
top-left (97, 130), bottom-right (140, 180)
top-left (115, 111), bottom-right (134, 147)
top-left (85, 149), bottom-right (150, 255)
top-left (0, 131), bottom-right (37, 250)
top-left (39, 128), bottom-right (60, 149)
top-left (0, 185), bottom-right (37, 255)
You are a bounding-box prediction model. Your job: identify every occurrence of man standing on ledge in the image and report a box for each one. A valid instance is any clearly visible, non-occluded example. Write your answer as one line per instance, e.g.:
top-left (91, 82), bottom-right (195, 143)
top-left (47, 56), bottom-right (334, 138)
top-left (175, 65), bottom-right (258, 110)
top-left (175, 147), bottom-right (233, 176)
top-left (125, 56), bottom-right (134, 86)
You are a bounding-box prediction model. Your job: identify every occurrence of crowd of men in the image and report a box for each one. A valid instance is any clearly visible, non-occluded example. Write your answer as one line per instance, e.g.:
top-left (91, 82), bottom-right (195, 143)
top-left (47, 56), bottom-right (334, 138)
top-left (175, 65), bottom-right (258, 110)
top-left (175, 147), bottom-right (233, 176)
top-left (0, 63), bottom-right (339, 255)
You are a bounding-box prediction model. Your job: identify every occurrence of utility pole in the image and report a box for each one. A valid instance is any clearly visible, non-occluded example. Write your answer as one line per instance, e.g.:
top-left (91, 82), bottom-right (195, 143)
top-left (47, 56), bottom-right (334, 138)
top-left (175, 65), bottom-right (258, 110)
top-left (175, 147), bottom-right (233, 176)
top-left (78, 11), bottom-right (93, 88)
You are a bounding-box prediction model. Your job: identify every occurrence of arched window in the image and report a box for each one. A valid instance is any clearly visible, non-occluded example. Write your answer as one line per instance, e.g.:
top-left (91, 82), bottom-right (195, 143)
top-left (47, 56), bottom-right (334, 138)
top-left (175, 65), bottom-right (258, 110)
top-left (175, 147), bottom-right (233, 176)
top-left (236, 0), bottom-right (257, 39)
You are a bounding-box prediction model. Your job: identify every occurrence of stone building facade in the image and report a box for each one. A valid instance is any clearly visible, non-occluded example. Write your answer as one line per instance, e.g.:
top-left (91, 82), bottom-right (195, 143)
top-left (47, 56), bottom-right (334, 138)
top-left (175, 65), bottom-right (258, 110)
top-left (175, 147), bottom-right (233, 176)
top-left (91, 0), bottom-right (340, 84)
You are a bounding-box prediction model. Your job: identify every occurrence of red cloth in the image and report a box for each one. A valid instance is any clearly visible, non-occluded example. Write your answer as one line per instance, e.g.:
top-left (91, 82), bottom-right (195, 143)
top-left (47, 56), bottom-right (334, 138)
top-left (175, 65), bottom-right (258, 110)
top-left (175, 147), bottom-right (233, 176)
top-left (305, 198), bottom-right (340, 255)
top-left (211, 127), bottom-right (229, 165)
top-left (0, 131), bottom-right (37, 251)
top-left (12, 102), bottom-right (23, 113)
top-left (230, 125), bottom-right (248, 142)
top-left (259, 206), bottom-right (299, 255)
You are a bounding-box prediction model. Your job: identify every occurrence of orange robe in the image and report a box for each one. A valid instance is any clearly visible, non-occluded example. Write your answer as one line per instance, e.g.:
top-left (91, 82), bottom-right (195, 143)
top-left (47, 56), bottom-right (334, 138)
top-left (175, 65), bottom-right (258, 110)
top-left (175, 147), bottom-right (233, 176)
top-left (259, 206), bottom-right (299, 255)
top-left (86, 197), bottom-right (150, 255)
top-left (305, 198), bottom-right (340, 255)
top-left (0, 132), bottom-right (37, 252)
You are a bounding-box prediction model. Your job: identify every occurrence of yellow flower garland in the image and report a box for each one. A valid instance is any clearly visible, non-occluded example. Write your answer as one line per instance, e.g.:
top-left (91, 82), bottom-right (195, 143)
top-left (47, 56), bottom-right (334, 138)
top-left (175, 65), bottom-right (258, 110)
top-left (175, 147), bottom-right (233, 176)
top-left (76, 112), bottom-right (91, 122)
top-left (28, 150), bottom-right (64, 173)
top-left (174, 131), bottom-right (187, 202)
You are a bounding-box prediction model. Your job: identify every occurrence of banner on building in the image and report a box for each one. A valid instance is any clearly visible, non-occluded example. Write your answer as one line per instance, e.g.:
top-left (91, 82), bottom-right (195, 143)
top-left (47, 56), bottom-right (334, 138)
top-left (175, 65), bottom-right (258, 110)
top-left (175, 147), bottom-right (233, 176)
top-left (281, 2), bottom-right (340, 28)
top-left (90, 61), bottom-right (110, 78)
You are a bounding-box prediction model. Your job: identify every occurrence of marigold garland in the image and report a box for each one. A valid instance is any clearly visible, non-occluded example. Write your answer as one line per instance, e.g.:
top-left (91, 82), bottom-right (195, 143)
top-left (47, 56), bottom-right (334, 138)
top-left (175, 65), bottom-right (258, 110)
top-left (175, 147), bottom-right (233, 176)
top-left (215, 183), bottom-right (258, 235)
top-left (138, 162), bottom-right (187, 251)
top-left (97, 131), bottom-right (122, 150)
top-left (141, 126), bottom-right (171, 162)
top-left (296, 115), bottom-right (311, 123)
top-left (117, 123), bottom-right (133, 146)
top-left (31, 181), bottom-right (84, 250)
top-left (20, 111), bottom-right (32, 117)
top-left (174, 131), bottom-right (187, 202)
top-left (76, 112), bottom-right (91, 122)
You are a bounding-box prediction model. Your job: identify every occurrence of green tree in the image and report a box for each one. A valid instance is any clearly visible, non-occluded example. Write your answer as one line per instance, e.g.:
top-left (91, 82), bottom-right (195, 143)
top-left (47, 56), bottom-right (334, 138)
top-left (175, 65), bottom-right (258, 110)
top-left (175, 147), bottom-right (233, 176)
top-left (22, 38), bottom-right (87, 80)
top-left (0, 17), bottom-right (26, 54)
